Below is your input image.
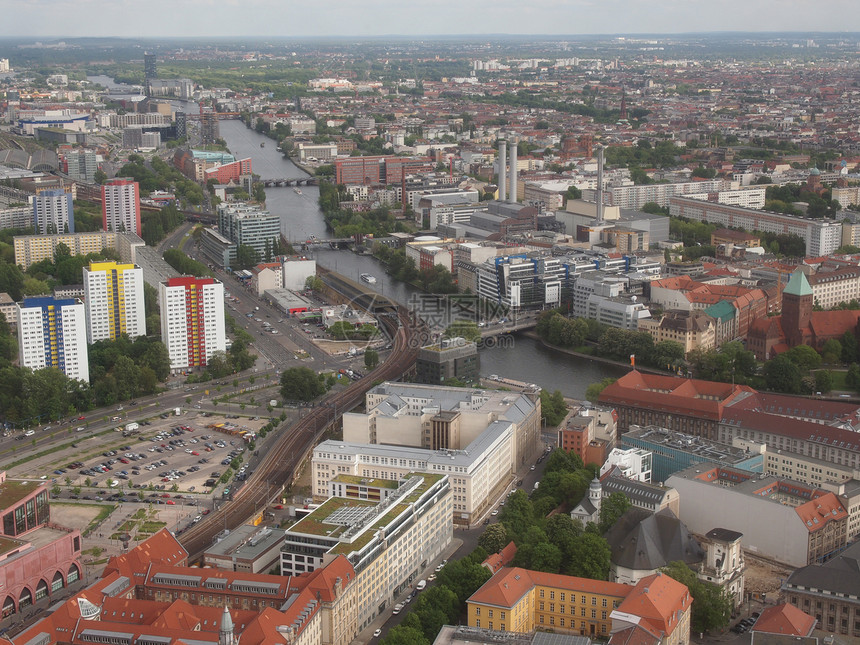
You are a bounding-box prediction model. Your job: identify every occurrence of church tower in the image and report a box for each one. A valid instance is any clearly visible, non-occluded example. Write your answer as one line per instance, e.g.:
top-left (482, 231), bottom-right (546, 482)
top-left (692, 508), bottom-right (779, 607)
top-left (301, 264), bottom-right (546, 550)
top-left (219, 605), bottom-right (235, 645)
top-left (782, 270), bottom-right (813, 347)
top-left (589, 476), bottom-right (602, 516)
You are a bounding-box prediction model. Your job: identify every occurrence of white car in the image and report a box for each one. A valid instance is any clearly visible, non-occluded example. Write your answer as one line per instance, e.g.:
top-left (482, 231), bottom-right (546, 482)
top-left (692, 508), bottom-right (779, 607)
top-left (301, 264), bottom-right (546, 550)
top-left (373, 629), bottom-right (382, 638)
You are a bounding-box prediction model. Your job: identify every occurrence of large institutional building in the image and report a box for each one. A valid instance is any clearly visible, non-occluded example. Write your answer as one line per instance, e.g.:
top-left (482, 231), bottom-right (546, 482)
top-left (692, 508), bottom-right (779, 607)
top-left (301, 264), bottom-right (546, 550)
top-left (13, 231), bottom-right (145, 270)
top-left (159, 276), bottom-right (226, 372)
top-left (16, 296), bottom-right (89, 383)
top-left (102, 179), bottom-right (141, 235)
top-left (314, 382), bottom-right (542, 525)
top-left (216, 202), bottom-right (280, 265)
top-left (467, 568), bottom-right (692, 645)
top-left (82, 261), bottom-right (145, 343)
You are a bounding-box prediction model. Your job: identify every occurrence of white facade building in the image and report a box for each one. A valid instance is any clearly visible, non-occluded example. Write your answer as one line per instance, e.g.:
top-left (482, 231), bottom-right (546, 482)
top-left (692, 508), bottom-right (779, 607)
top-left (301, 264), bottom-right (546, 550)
top-left (83, 261), bottom-right (145, 343)
top-left (282, 257), bottom-right (317, 291)
top-left (17, 296), bottom-right (89, 383)
top-left (158, 277), bottom-right (226, 372)
top-left (31, 190), bottom-right (73, 235)
top-left (600, 447), bottom-right (653, 482)
top-left (102, 180), bottom-right (141, 235)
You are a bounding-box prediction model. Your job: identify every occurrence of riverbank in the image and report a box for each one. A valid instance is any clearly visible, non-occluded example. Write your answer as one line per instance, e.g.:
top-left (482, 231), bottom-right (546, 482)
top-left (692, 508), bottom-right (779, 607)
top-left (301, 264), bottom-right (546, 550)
top-left (520, 330), bottom-right (674, 377)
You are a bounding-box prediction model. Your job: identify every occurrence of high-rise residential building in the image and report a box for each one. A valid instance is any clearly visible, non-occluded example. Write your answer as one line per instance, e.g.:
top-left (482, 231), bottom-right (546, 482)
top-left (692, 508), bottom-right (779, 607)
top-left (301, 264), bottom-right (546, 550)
top-left (216, 202), bottom-right (280, 265)
top-left (144, 52), bottom-right (157, 95)
top-left (159, 277), bottom-right (225, 372)
top-left (17, 296), bottom-right (89, 383)
top-left (174, 111), bottom-right (187, 139)
top-left (64, 150), bottom-right (98, 182)
top-left (102, 179), bottom-right (141, 235)
top-left (31, 190), bottom-right (73, 235)
top-left (200, 108), bottom-right (219, 145)
top-left (83, 261), bottom-right (145, 343)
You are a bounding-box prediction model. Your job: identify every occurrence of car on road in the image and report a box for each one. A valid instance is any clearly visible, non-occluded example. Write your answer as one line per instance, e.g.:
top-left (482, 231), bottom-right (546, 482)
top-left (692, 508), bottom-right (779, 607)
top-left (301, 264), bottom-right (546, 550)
top-left (373, 629), bottom-right (382, 638)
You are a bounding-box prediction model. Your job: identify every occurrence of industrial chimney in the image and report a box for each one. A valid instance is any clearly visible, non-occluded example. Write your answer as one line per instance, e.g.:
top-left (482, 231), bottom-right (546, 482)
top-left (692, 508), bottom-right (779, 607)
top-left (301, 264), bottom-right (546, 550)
top-left (498, 140), bottom-right (507, 202)
top-left (595, 145), bottom-right (605, 225)
top-left (508, 143), bottom-right (518, 204)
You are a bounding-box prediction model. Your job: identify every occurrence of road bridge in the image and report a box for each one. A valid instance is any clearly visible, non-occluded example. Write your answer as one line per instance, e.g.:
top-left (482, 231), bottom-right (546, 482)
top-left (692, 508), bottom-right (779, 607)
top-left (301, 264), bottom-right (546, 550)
top-left (259, 177), bottom-right (319, 187)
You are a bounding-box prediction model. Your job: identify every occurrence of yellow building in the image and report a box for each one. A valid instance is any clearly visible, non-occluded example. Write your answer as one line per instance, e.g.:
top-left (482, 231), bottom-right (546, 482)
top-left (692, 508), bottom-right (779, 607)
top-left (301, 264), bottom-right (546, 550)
top-left (467, 568), bottom-right (692, 644)
top-left (83, 260), bottom-right (146, 342)
top-left (638, 310), bottom-right (716, 356)
top-left (13, 231), bottom-right (144, 269)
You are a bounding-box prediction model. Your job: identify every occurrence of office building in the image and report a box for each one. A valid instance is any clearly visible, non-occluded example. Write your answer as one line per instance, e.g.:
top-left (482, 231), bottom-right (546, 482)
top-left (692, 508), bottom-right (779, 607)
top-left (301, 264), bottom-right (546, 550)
top-left (200, 108), bottom-right (220, 144)
top-left (467, 568), bottom-right (691, 644)
top-left (669, 196), bottom-right (843, 256)
top-left (83, 261), bottom-right (146, 343)
top-left (281, 473), bottom-right (451, 633)
top-left (144, 52), bottom-right (157, 85)
top-left (31, 189), bottom-right (73, 234)
top-left (17, 296), bottom-right (89, 383)
top-left (415, 339), bottom-right (480, 384)
top-left (159, 276), bottom-right (226, 372)
top-left (621, 425), bottom-right (764, 484)
top-left (0, 471), bottom-right (83, 620)
top-left (583, 179), bottom-right (726, 210)
top-left (64, 150), bottom-right (98, 183)
top-left (102, 179), bottom-right (141, 235)
top-left (217, 202), bottom-right (281, 265)
top-left (203, 525), bottom-right (286, 574)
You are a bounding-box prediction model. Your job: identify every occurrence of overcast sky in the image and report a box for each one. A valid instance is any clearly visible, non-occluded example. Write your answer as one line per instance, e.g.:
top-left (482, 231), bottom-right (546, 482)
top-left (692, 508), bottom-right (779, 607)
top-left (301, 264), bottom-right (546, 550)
top-left (0, 0), bottom-right (858, 38)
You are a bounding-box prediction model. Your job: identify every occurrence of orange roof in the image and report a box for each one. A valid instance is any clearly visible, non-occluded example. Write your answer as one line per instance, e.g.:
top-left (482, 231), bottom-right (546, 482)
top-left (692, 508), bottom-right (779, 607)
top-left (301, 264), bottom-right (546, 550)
top-left (809, 310), bottom-right (860, 338)
top-left (598, 371), bottom-right (754, 421)
top-left (468, 567), bottom-right (631, 609)
top-left (482, 541), bottom-right (518, 573)
top-left (616, 573), bottom-right (692, 636)
top-left (104, 528), bottom-right (187, 578)
top-left (795, 492), bottom-right (848, 533)
top-left (753, 603), bottom-right (816, 636)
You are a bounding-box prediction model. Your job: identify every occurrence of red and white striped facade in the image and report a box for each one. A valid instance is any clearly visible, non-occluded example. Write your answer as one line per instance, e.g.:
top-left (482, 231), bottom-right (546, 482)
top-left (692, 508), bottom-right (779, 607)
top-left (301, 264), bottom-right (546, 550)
top-left (158, 276), bottom-right (225, 372)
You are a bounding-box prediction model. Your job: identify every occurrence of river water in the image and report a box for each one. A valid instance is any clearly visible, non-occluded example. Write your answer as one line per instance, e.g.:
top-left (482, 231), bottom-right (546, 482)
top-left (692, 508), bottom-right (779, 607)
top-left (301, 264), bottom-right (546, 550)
top-left (201, 108), bottom-right (624, 399)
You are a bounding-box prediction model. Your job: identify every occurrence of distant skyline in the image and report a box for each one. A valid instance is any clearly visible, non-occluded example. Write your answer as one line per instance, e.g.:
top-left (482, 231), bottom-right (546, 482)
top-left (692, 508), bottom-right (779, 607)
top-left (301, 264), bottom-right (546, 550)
top-left (0, 0), bottom-right (859, 39)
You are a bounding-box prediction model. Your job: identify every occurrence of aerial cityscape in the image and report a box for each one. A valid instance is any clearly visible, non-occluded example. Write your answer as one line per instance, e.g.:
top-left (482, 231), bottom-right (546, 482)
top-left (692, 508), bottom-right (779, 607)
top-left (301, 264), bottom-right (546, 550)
top-left (0, 26), bottom-right (859, 645)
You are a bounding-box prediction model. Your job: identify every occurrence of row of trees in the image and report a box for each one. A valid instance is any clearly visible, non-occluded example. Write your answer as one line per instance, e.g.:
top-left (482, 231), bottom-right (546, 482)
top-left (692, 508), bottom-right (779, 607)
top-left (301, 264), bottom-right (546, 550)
top-left (380, 550), bottom-right (491, 645)
top-left (163, 249), bottom-right (212, 277)
top-left (373, 244), bottom-right (458, 293)
top-left (141, 203), bottom-right (185, 247)
top-left (536, 311), bottom-right (686, 371)
top-left (23, 242), bottom-right (120, 296)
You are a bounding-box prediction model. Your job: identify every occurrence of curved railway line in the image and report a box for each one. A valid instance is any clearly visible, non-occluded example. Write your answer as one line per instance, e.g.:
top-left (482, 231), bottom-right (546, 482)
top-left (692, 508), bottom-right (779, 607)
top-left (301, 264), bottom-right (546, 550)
top-left (178, 287), bottom-right (418, 561)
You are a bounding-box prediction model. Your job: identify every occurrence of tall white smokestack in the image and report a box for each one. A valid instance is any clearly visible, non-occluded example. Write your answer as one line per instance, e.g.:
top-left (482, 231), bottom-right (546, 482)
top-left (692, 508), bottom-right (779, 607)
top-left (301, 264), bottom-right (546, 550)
top-left (498, 140), bottom-right (507, 202)
top-left (596, 145), bottom-right (604, 225)
top-left (509, 143), bottom-right (518, 204)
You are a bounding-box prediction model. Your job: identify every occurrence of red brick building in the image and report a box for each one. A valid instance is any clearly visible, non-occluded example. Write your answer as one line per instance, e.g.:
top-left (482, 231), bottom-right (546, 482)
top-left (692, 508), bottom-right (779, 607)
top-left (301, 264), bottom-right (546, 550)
top-left (0, 472), bottom-right (82, 620)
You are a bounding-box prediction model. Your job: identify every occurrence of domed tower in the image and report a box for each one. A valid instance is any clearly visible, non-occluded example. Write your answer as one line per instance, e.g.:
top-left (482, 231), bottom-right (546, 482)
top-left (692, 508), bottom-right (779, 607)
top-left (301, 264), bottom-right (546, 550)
top-left (807, 167), bottom-right (822, 191)
top-left (589, 475), bottom-right (602, 515)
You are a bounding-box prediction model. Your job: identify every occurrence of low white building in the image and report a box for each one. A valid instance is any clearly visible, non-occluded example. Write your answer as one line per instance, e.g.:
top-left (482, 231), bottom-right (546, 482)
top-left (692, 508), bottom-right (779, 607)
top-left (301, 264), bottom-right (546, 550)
top-left (600, 447), bottom-right (653, 482)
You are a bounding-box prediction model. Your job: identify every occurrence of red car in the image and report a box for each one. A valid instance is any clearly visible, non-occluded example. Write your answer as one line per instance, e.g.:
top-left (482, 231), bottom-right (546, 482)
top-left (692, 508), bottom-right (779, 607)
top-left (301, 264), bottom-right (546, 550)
top-left (161, 493), bottom-right (171, 498)
top-left (191, 451), bottom-right (199, 456)
top-left (274, 504), bottom-right (283, 510)
top-left (202, 509), bottom-right (210, 515)
top-left (77, 416), bottom-right (86, 420)
top-left (166, 501), bottom-right (175, 505)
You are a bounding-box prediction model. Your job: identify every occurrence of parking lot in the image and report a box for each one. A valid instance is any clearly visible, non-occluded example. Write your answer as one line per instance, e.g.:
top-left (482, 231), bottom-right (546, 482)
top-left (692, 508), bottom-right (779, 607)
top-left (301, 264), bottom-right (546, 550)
top-left (11, 411), bottom-right (272, 507)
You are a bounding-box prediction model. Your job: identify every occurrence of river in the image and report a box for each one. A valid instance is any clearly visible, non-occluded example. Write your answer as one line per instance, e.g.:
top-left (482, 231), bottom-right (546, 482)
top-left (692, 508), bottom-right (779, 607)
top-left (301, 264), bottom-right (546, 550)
top-left (211, 105), bottom-right (624, 399)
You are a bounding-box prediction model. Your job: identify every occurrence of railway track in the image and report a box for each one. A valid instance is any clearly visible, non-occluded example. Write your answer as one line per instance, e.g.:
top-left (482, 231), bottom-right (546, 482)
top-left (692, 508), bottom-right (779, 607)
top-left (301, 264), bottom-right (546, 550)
top-left (178, 304), bottom-right (418, 560)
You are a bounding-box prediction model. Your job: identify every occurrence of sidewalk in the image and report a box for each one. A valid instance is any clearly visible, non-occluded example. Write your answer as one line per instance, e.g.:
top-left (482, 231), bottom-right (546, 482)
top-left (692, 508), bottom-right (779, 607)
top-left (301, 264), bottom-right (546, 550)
top-left (349, 536), bottom-right (464, 645)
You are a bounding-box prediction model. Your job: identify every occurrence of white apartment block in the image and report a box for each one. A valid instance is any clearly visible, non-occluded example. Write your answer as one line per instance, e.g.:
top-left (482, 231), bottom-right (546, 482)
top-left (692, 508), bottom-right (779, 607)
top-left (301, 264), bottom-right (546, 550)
top-left (102, 180), bottom-right (141, 235)
top-left (31, 190), bottom-right (73, 235)
top-left (0, 206), bottom-right (32, 231)
top-left (17, 296), bottom-right (89, 383)
top-left (670, 196), bottom-right (843, 257)
top-left (83, 261), bottom-right (145, 343)
top-left (280, 473), bottom-right (452, 633)
top-left (584, 179), bottom-right (726, 210)
top-left (599, 447), bottom-right (653, 482)
top-left (159, 277), bottom-right (226, 372)
top-left (808, 267), bottom-right (860, 310)
top-left (685, 187), bottom-right (767, 210)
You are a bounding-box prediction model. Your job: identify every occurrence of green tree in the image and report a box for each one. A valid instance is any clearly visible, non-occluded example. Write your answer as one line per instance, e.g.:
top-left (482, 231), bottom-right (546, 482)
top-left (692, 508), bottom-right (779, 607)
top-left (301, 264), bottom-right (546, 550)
top-left (585, 378), bottom-right (616, 404)
top-left (379, 625), bottom-right (428, 645)
top-left (280, 367), bottom-right (326, 402)
top-left (566, 532), bottom-right (611, 580)
top-left (847, 363), bottom-right (860, 391)
top-left (94, 169), bottom-right (108, 185)
top-left (814, 370), bottom-right (834, 394)
top-left (364, 349), bottom-right (379, 370)
top-left (234, 244), bottom-right (261, 271)
top-left (444, 320), bottom-right (481, 343)
top-left (763, 354), bottom-right (803, 394)
top-left (598, 492), bottom-right (631, 534)
top-left (842, 332), bottom-right (859, 364)
top-left (784, 344), bottom-right (822, 372)
top-left (662, 561), bottom-right (732, 633)
top-left (434, 558), bottom-right (492, 605)
top-left (478, 523), bottom-right (510, 554)
top-left (821, 338), bottom-right (842, 365)
top-left (539, 389), bottom-right (568, 426)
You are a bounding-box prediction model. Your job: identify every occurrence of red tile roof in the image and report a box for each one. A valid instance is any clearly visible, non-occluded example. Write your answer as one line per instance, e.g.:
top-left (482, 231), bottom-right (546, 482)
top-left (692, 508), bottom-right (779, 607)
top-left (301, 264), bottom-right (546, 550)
top-left (795, 493), bottom-right (848, 534)
top-left (753, 603), bottom-right (816, 636)
top-left (616, 572), bottom-right (692, 637)
top-left (482, 541), bottom-right (518, 573)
